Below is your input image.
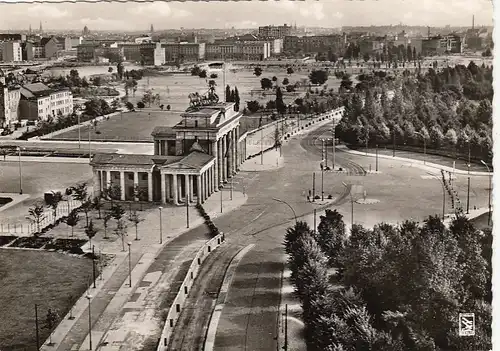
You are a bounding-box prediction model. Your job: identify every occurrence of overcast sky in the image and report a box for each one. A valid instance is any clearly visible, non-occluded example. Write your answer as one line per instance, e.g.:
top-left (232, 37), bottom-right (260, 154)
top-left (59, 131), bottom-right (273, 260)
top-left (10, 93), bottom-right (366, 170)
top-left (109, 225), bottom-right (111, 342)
top-left (0, 0), bottom-right (494, 32)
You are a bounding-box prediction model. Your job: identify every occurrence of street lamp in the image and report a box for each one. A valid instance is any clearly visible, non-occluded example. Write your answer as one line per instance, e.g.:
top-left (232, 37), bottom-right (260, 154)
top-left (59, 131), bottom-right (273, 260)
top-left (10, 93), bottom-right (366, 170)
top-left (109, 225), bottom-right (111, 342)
top-left (78, 113), bottom-right (81, 149)
top-left (272, 198), bottom-right (297, 223)
top-left (220, 182), bottom-right (223, 213)
top-left (16, 146), bottom-right (22, 194)
top-left (85, 294), bottom-right (92, 351)
top-left (158, 206), bottom-right (163, 244)
top-left (127, 242), bottom-right (132, 287)
top-left (414, 132), bottom-right (427, 164)
top-left (480, 160), bottom-right (492, 226)
top-left (342, 182), bottom-right (354, 231)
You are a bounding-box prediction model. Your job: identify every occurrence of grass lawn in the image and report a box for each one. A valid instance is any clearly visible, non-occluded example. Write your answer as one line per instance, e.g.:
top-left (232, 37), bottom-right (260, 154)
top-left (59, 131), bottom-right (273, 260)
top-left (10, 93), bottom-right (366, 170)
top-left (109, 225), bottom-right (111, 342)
top-left (470, 211), bottom-right (493, 231)
top-left (0, 249), bottom-right (93, 350)
top-left (50, 109), bottom-right (180, 142)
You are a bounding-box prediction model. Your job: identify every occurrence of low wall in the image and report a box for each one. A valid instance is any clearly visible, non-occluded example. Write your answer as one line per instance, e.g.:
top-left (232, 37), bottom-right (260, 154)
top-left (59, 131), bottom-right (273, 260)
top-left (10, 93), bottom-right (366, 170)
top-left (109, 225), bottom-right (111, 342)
top-left (156, 232), bottom-right (225, 351)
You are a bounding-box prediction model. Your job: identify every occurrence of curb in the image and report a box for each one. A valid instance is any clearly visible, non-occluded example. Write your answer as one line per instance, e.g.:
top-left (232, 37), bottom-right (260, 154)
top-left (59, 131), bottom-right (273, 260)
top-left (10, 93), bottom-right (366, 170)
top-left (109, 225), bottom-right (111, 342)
top-left (340, 146), bottom-right (491, 176)
top-left (203, 243), bottom-right (255, 351)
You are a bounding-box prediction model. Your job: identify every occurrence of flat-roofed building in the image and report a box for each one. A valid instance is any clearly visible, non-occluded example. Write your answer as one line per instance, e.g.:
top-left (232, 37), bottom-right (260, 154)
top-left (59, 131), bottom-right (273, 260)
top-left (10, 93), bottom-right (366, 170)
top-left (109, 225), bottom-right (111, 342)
top-left (1, 41), bottom-right (23, 62)
top-left (0, 83), bottom-right (21, 127)
top-left (19, 82), bottom-right (73, 121)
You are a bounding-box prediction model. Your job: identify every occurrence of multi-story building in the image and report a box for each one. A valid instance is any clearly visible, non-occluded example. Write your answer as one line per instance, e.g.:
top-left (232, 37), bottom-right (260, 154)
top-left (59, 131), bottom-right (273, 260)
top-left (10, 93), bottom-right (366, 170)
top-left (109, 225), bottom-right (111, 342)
top-left (163, 42), bottom-right (206, 62)
top-left (77, 43), bottom-right (99, 62)
top-left (0, 82), bottom-right (21, 127)
top-left (118, 43), bottom-right (142, 62)
top-left (0, 33), bottom-right (26, 42)
top-left (270, 39), bottom-right (283, 56)
top-left (19, 83), bottom-right (73, 121)
top-left (421, 35), bottom-right (462, 55)
top-left (21, 41), bottom-right (34, 61)
top-left (139, 42), bottom-right (165, 66)
top-left (65, 37), bottom-right (83, 50)
top-left (258, 24), bottom-right (292, 39)
top-left (205, 41), bottom-right (270, 61)
top-left (0, 41), bottom-right (23, 62)
top-left (37, 37), bottom-right (59, 59)
top-left (358, 37), bottom-right (385, 55)
top-left (283, 34), bottom-right (346, 55)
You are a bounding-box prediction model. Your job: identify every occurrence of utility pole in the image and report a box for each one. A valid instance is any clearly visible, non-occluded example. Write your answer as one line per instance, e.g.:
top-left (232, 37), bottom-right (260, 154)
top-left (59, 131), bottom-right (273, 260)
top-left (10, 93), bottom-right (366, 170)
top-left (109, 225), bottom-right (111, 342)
top-left (92, 245), bottom-right (96, 288)
top-left (35, 304), bottom-right (40, 351)
top-left (186, 193), bottom-right (189, 228)
top-left (332, 123), bottom-right (336, 170)
top-left (375, 144), bottom-right (379, 172)
top-left (260, 127), bottom-right (264, 165)
top-left (393, 128), bottom-right (396, 157)
top-left (313, 209), bottom-right (317, 235)
top-left (321, 167), bottom-right (324, 201)
top-left (467, 164), bottom-right (470, 214)
top-left (284, 304), bottom-right (288, 351)
top-left (312, 172), bottom-right (316, 201)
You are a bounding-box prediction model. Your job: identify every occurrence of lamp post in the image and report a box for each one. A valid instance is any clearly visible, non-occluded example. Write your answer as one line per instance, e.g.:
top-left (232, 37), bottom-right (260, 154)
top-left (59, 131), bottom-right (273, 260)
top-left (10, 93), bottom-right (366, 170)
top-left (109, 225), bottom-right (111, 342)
top-left (88, 124), bottom-right (92, 162)
top-left (86, 294), bottom-right (92, 351)
top-left (78, 113), bottom-right (81, 149)
top-left (16, 146), bottom-right (22, 195)
top-left (272, 197), bottom-right (297, 223)
top-left (375, 144), bottom-right (379, 172)
top-left (158, 206), bottom-right (163, 244)
top-left (220, 182), bottom-right (223, 213)
top-left (481, 160), bottom-right (492, 226)
top-left (127, 242), bottom-right (132, 287)
top-left (186, 192), bottom-right (189, 228)
top-left (331, 123), bottom-right (336, 170)
top-left (342, 182), bottom-right (354, 231)
top-left (414, 131), bottom-right (427, 164)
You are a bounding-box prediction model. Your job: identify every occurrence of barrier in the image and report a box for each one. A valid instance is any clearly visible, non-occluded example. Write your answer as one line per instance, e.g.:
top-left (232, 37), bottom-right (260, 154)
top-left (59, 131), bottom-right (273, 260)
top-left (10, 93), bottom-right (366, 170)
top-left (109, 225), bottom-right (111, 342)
top-left (156, 232), bottom-right (225, 351)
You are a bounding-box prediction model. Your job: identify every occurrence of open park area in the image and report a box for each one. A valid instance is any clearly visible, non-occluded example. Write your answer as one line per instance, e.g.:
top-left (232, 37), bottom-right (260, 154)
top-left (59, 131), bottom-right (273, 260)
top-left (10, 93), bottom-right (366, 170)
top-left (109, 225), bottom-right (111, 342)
top-left (0, 249), bottom-right (93, 350)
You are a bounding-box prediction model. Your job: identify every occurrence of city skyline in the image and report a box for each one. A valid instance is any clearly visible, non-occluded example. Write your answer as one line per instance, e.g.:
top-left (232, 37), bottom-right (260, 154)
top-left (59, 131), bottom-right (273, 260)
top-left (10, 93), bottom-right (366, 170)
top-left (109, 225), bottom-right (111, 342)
top-left (0, 0), bottom-right (494, 32)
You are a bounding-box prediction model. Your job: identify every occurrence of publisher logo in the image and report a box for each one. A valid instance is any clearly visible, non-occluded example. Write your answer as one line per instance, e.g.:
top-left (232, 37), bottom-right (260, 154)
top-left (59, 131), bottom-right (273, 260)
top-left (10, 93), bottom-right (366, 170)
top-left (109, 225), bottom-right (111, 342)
top-left (459, 313), bottom-right (475, 336)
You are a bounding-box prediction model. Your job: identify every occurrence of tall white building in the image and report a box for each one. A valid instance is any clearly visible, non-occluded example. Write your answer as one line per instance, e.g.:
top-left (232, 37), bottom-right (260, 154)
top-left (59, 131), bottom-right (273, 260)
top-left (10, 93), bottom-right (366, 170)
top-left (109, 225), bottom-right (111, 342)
top-left (1, 41), bottom-right (23, 62)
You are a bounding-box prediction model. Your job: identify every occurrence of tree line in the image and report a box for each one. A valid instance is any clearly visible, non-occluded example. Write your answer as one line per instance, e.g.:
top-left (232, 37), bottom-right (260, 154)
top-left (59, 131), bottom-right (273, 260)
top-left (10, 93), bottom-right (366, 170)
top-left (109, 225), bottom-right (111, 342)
top-left (336, 61), bottom-right (493, 163)
top-left (284, 209), bottom-right (491, 350)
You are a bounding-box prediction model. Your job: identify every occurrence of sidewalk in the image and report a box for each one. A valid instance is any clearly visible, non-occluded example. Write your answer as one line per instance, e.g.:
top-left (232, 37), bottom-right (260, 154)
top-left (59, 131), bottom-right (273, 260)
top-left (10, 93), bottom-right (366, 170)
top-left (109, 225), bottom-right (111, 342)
top-left (42, 189), bottom-right (247, 351)
top-left (241, 148), bottom-right (284, 172)
top-left (339, 146), bottom-right (491, 176)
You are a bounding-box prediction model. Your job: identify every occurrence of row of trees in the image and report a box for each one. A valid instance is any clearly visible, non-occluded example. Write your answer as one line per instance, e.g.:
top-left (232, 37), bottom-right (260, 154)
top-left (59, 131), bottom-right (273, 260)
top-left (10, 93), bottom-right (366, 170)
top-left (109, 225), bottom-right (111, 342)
top-left (284, 210), bottom-right (491, 350)
top-left (225, 85), bottom-right (241, 111)
top-left (336, 62), bottom-right (493, 162)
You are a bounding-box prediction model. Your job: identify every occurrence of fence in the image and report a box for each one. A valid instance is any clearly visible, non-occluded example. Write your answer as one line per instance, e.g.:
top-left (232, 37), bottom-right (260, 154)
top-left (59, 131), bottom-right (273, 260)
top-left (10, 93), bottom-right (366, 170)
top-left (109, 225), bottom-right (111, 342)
top-left (0, 199), bottom-right (81, 236)
top-left (156, 232), bottom-right (225, 351)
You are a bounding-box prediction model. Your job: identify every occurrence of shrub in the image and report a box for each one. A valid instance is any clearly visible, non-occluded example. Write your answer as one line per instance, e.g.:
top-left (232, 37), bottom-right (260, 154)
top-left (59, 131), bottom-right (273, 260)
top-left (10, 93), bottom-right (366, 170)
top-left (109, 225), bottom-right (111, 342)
top-left (314, 195), bottom-right (321, 200)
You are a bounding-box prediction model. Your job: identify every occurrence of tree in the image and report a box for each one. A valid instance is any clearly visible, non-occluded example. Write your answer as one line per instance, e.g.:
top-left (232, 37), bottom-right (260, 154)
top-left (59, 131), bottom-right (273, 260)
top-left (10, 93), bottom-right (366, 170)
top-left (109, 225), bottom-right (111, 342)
top-left (309, 69), bottom-right (329, 85)
top-left (317, 209), bottom-right (347, 266)
top-left (246, 100), bottom-right (261, 113)
top-left (198, 70), bottom-right (207, 79)
top-left (102, 211), bottom-right (112, 239)
top-left (45, 308), bottom-right (58, 346)
top-left (191, 65), bottom-right (201, 76)
top-left (254, 66), bottom-right (263, 77)
top-left (210, 73), bottom-right (218, 79)
top-left (65, 210), bottom-right (80, 237)
top-left (85, 219), bottom-right (98, 249)
top-left (110, 203), bottom-right (125, 222)
top-left (92, 196), bottom-right (104, 219)
top-left (80, 197), bottom-right (92, 227)
top-left (287, 67), bottom-right (294, 75)
top-left (128, 211), bottom-right (144, 240)
top-left (69, 183), bottom-right (90, 205)
top-left (225, 85), bottom-right (232, 102)
top-left (117, 62), bottom-right (124, 80)
top-left (272, 76), bottom-right (278, 83)
top-left (137, 101), bottom-right (145, 109)
top-left (125, 101), bottom-right (134, 111)
top-left (261, 77), bottom-right (273, 90)
top-left (114, 219), bottom-right (128, 252)
top-left (84, 98), bottom-right (102, 117)
top-left (28, 203), bottom-right (45, 234)
top-left (275, 87), bottom-right (286, 115)
top-left (234, 87), bottom-right (240, 111)
top-left (47, 191), bottom-right (63, 224)
top-left (282, 77), bottom-right (290, 85)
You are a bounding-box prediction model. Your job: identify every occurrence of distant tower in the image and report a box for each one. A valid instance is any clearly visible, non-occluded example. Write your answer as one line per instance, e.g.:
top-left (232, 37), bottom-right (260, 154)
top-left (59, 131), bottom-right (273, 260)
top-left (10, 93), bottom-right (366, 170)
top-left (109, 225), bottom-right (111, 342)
top-left (83, 25), bottom-right (89, 36)
top-left (472, 15), bottom-right (475, 30)
top-left (39, 21), bottom-right (43, 35)
top-left (150, 24), bottom-right (154, 34)
top-left (29, 24), bottom-right (32, 35)
top-left (427, 26), bottom-right (430, 39)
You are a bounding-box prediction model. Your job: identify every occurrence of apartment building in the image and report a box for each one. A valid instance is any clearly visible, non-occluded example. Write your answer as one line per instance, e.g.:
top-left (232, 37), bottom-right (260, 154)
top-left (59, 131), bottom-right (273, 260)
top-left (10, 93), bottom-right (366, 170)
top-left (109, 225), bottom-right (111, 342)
top-left (0, 83), bottom-right (21, 127)
top-left (77, 43), bottom-right (100, 62)
top-left (163, 42), bottom-right (206, 62)
top-left (0, 41), bottom-right (23, 62)
top-left (421, 35), bottom-right (463, 55)
top-left (283, 34), bottom-right (346, 55)
top-left (19, 83), bottom-right (73, 121)
top-left (139, 42), bottom-right (165, 66)
top-left (258, 24), bottom-right (292, 39)
top-left (205, 41), bottom-right (270, 61)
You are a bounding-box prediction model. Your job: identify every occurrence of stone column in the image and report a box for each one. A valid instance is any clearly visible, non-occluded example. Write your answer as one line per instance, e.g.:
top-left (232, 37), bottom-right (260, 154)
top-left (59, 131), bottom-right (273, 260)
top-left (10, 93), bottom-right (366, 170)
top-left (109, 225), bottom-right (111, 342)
top-left (205, 170), bottom-right (209, 200)
top-left (235, 127), bottom-right (239, 170)
top-left (161, 173), bottom-right (166, 204)
top-left (212, 140), bottom-right (218, 192)
top-left (218, 138), bottom-right (223, 185)
top-left (228, 130), bottom-right (234, 177)
top-left (147, 172), bottom-right (153, 202)
top-left (232, 129), bottom-right (237, 174)
top-left (189, 174), bottom-right (194, 203)
top-left (184, 174), bottom-right (190, 204)
top-left (120, 171), bottom-right (126, 201)
top-left (165, 174), bottom-right (171, 201)
top-left (209, 166), bottom-right (214, 194)
top-left (197, 174), bottom-right (202, 204)
top-left (172, 174), bottom-right (179, 205)
top-left (222, 134), bottom-right (228, 182)
top-left (106, 170), bottom-right (111, 188)
top-left (154, 141), bottom-right (159, 155)
top-left (133, 171), bottom-right (139, 201)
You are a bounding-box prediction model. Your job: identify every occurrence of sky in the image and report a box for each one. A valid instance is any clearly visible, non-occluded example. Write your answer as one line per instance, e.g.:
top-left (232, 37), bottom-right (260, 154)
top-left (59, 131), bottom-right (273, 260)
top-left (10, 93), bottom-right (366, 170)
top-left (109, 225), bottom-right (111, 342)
top-left (0, 0), bottom-right (494, 32)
